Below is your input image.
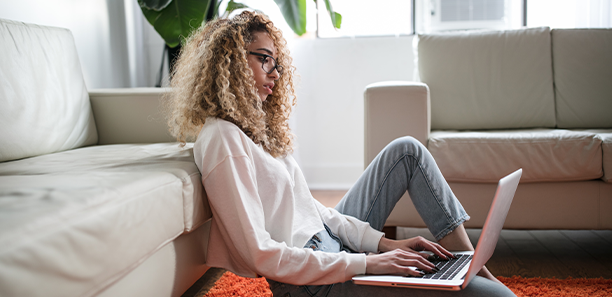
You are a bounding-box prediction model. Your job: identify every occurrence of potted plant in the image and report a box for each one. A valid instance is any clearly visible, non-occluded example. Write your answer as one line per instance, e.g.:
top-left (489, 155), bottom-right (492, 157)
top-left (138, 0), bottom-right (341, 85)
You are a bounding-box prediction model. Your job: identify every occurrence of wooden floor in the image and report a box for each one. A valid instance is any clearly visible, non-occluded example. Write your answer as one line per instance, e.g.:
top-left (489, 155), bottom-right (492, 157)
top-left (182, 190), bottom-right (612, 296)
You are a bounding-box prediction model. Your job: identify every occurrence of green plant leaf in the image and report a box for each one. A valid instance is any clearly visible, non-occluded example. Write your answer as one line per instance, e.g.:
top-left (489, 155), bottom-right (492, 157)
top-left (140, 0), bottom-right (211, 48)
top-left (141, 5), bottom-right (162, 26)
top-left (274, 0), bottom-right (307, 36)
top-left (138, 0), bottom-right (173, 11)
top-left (320, 0), bottom-right (341, 29)
top-left (226, 0), bottom-right (249, 11)
top-left (220, 0), bottom-right (250, 19)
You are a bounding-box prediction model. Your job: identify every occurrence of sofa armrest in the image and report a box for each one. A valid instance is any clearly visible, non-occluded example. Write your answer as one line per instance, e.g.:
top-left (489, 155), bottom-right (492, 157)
top-left (89, 88), bottom-right (175, 145)
top-left (364, 81), bottom-right (430, 168)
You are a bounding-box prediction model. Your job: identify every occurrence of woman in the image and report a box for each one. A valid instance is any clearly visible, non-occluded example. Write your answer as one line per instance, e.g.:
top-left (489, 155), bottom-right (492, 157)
top-left (166, 11), bottom-right (515, 297)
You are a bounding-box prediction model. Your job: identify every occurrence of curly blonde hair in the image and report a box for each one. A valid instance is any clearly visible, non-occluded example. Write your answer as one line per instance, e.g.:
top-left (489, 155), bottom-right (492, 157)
top-left (165, 11), bottom-right (297, 158)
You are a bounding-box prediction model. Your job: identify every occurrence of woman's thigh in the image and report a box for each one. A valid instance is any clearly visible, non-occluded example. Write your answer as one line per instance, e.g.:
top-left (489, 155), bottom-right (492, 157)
top-left (268, 276), bottom-right (515, 297)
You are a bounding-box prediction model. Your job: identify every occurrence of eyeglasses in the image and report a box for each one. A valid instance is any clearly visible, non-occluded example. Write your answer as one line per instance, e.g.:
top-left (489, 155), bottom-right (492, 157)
top-left (248, 51), bottom-right (284, 77)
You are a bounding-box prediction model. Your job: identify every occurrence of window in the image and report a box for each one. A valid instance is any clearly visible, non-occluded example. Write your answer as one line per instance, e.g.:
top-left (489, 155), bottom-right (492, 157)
top-left (415, 0), bottom-right (524, 33)
top-left (527, 0), bottom-right (612, 28)
top-left (317, 0), bottom-right (414, 38)
top-left (222, 0), bottom-right (611, 39)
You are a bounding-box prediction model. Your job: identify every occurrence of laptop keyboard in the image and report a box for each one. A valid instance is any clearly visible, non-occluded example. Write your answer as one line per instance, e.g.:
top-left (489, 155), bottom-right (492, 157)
top-left (417, 254), bottom-right (472, 280)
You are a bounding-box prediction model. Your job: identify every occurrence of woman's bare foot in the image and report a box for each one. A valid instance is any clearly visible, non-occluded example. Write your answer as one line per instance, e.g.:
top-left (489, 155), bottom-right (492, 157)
top-left (437, 224), bottom-right (473, 251)
top-left (477, 266), bottom-right (503, 284)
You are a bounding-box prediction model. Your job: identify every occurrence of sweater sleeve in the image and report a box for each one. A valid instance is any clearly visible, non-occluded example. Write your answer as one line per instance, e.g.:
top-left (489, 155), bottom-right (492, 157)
top-left (313, 199), bottom-right (385, 254)
top-left (203, 155), bottom-right (368, 285)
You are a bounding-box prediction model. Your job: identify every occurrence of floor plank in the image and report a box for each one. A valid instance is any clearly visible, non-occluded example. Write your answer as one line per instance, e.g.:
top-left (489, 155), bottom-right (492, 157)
top-left (561, 230), bottom-right (612, 278)
top-left (531, 230), bottom-right (609, 279)
top-left (593, 230), bottom-right (612, 245)
top-left (496, 232), bottom-right (568, 278)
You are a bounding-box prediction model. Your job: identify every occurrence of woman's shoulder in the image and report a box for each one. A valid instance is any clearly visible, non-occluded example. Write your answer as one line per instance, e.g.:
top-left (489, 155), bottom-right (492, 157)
top-left (200, 117), bottom-right (241, 136)
top-left (195, 117), bottom-right (254, 161)
top-left (198, 118), bottom-right (247, 144)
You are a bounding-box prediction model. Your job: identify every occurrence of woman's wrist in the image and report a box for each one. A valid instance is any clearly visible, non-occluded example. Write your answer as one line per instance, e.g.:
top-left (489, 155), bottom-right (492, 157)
top-left (377, 236), bottom-right (395, 253)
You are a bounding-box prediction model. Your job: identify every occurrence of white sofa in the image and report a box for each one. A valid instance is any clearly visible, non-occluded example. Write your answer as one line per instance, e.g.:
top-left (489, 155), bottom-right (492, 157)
top-left (0, 20), bottom-right (211, 296)
top-left (365, 27), bottom-right (612, 231)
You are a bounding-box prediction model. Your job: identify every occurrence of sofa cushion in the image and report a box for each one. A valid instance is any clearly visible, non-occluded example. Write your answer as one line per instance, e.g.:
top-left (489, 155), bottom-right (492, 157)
top-left (417, 27), bottom-right (556, 130)
top-left (582, 130), bottom-right (612, 183)
top-left (601, 133), bottom-right (612, 183)
top-left (0, 143), bottom-right (209, 232)
top-left (0, 172), bottom-right (183, 297)
top-left (0, 19), bottom-right (97, 163)
top-left (0, 143), bottom-right (209, 297)
top-left (428, 129), bottom-right (602, 183)
top-left (552, 28), bottom-right (612, 129)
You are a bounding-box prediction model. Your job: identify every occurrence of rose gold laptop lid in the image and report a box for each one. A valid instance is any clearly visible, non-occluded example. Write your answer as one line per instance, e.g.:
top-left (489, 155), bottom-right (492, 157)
top-left (461, 168), bottom-right (522, 289)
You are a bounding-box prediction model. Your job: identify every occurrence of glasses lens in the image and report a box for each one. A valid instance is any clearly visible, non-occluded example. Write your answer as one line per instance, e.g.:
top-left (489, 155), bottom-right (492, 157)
top-left (261, 56), bottom-right (282, 77)
top-left (276, 65), bottom-right (284, 76)
top-left (262, 57), bottom-right (274, 73)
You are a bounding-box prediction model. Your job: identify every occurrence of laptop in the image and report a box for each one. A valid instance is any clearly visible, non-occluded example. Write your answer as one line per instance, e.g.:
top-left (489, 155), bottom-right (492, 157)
top-left (352, 168), bottom-right (522, 291)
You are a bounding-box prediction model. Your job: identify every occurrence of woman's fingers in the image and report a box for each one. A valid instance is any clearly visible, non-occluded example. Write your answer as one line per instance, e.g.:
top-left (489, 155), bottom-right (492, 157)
top-left (409, 236), bottom-right (455, 259)
top-left (394, 265), bottom-right (426, 277)
top-left (366, 249), bottom-right (438, 276)
top-left (424, 241), bottom-right (455, 259)
top-left (397, 250), bottom-right (434, 268)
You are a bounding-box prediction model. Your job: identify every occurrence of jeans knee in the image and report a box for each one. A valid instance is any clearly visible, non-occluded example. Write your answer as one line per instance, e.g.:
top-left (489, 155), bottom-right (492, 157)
top-left (386, 136), bottom-right (425, 156)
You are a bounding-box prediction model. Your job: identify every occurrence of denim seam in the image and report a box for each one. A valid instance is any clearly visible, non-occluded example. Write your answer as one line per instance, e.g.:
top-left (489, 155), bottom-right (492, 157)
top-left (363, 153), bottom-right (406, 223)
top-left (434, 214), bottom-right (470, 241)
top-left (413, 154), bottom-right (470, 241)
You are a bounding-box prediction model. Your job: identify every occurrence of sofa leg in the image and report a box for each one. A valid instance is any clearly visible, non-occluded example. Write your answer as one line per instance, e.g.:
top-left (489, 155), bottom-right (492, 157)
top-left (382, 226), bottom-right (397, 240)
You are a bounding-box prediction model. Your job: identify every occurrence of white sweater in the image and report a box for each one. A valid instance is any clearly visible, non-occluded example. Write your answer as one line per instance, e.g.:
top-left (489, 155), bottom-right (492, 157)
top-left (193, 118), bottom-right (384, 285)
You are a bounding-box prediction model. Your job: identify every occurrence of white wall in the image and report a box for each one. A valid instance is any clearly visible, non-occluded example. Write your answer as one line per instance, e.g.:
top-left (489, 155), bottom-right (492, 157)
top-left (290, 36), bottom-right (416, 189)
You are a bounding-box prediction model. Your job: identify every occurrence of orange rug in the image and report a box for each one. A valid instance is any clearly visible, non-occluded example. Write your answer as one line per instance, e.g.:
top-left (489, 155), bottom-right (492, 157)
top-left (204, 272), bottom-right (612, 297)
top-left (498, 276), bottom-right (612, 296)
top-left (203, 272), bottom-right (272, 297)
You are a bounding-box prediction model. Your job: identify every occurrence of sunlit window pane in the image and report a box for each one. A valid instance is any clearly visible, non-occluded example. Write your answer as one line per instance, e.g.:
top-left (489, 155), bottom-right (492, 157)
top-left (317, 0), bottom-right (414, 38)
top-left (416, 0), bottom-right (523, 33)
top-left (527, 0), bottom-right (612, 28)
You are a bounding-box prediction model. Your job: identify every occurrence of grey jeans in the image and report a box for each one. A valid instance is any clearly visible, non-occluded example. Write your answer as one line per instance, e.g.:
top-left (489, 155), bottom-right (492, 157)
top-left (268, 137), bottom-right (515, 297)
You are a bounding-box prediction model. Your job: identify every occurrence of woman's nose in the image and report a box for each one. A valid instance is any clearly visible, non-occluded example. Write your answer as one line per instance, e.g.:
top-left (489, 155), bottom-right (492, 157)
top-left (269, 68), bottom-right (280, 80)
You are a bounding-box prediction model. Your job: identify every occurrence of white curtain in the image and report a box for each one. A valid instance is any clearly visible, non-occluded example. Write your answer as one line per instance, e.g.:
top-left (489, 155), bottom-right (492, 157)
top-left (124, 0), bottom-right (148, 87)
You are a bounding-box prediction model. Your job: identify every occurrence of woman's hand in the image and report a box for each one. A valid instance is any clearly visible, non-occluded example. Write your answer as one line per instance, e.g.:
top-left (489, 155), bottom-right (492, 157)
top-left (365, 249), bottom-right (437, 276)
top-left (379, 236), bottom-right (454, 260)
top-left (364, 236), bottom-right (455, 276)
